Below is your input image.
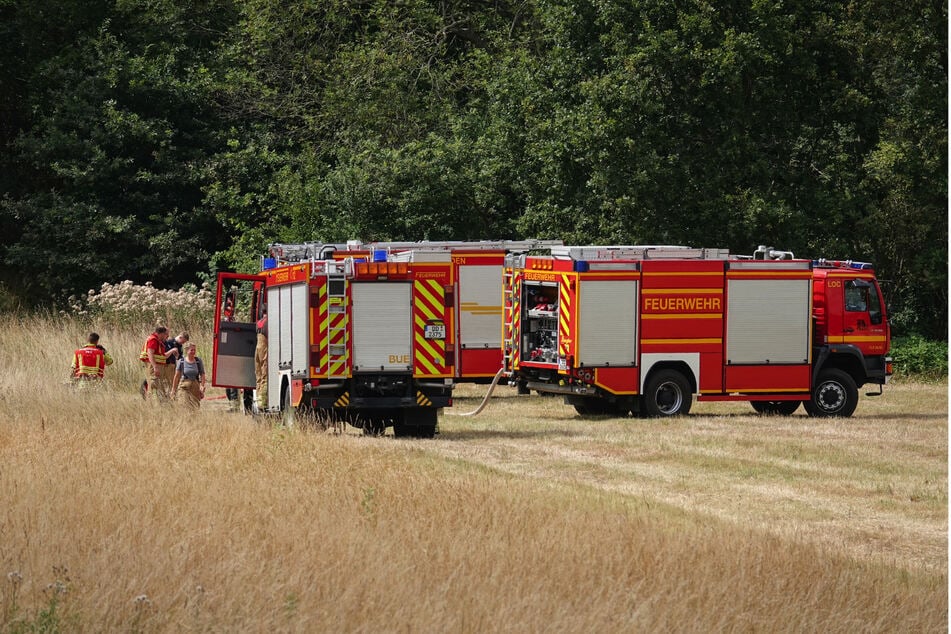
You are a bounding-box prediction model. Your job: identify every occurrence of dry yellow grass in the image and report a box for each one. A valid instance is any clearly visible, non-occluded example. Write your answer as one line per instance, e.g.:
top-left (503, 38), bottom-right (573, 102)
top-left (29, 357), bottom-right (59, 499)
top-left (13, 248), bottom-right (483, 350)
top-left (0, 315), bottom-right (946, 632)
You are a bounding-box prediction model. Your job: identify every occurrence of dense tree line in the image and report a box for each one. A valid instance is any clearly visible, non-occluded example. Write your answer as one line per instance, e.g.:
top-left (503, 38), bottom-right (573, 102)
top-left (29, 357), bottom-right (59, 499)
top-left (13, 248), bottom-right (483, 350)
top-left (0, 0), bottom-right (946, 338)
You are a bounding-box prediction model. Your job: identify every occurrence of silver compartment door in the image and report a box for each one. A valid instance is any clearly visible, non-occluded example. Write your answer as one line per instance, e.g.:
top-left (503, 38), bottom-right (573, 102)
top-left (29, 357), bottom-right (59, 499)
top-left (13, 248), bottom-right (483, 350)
top-left (459, 265), bottom-right (503, 348)
top-left (726, 279), bottom-right (811, 364)
top-left (351, 283), bottom-right (412, 371)
top-left (578, 280), bottom-right (638, 366)
top-left (272, 282), bottom-right (309, 373)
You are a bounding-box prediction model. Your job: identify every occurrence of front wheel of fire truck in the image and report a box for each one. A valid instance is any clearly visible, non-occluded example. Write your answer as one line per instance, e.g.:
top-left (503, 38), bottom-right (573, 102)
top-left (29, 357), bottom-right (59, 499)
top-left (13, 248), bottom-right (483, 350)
top-left (805, 368), bottom-right (858, 418)
top-left (750, 401), bottom-right (801, 416)
top-left (642, 369), bottom-right (692, 417)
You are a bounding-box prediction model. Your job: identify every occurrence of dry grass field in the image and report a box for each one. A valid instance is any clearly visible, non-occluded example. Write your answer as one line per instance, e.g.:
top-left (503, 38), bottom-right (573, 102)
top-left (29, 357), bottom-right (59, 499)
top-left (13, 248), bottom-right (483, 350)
top-left (0, 315), bottom-right (946, 632)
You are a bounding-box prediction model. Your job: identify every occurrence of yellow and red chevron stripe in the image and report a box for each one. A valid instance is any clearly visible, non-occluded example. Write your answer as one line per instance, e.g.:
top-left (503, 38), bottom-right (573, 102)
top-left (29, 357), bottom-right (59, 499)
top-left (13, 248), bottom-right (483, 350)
top-left (558, 273), bottom-right (571, 357)
top-left (314, 282), bottom-right (349, 378)
top-left (326, 296), bottom-right (348, 377)
top-left (509, 276), bottom-right (521, 370)
top-left (314, 283), bottom-right (328, 375)
top-left (413, 279), bottom-right (449, 377)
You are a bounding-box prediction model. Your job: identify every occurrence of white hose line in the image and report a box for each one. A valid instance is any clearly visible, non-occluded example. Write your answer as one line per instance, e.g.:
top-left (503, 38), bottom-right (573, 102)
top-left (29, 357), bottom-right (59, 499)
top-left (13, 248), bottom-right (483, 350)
top-left (449, 367), bottom-right (506, 417)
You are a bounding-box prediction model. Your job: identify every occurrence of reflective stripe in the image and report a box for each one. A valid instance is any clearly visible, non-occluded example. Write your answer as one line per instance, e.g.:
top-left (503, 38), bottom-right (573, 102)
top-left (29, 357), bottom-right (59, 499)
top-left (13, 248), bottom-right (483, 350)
top-left (139, 334), bottom-right (167, 363)
top-left (74, 346), bottom-right (106, 378)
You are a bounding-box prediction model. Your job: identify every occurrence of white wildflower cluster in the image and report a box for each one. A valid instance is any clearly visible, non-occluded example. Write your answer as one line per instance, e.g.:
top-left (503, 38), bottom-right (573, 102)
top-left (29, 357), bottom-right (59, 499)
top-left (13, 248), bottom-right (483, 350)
top-left (72, 280), bottom-right (215, 329)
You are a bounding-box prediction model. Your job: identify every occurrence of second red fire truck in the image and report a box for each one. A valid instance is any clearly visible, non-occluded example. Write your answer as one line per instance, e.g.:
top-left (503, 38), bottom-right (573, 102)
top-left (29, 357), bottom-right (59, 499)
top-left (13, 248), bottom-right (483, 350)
top-left (503, 245), bottom-right (892, 418)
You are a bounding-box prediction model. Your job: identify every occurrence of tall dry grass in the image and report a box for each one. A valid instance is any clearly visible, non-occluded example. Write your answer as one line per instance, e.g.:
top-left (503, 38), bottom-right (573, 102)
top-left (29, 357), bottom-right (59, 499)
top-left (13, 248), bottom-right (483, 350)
top-left (0, 314), bottom-right (946, 632)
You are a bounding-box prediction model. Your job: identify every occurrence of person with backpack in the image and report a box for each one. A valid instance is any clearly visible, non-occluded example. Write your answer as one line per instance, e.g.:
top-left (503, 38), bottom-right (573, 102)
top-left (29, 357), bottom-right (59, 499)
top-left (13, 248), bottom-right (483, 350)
top-left (171, 342), bottom-right (206, 409)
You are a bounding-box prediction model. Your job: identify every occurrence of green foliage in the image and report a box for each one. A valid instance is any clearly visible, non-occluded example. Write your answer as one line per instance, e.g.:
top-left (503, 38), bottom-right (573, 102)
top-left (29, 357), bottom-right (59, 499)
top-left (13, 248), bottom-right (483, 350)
top-left (0, 0), bottom-right (945, 339)
top-left (2, 568), bottom-right (75, 634)
top-left (0, 0), bottom-right (236, 305)
top-left (890, 336), bottom-right (948, 382)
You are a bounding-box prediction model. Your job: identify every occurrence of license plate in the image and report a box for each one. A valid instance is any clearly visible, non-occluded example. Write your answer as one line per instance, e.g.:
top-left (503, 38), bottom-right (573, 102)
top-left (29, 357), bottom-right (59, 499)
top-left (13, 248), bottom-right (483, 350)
top-left (424, 324), bottom-right (446, 340)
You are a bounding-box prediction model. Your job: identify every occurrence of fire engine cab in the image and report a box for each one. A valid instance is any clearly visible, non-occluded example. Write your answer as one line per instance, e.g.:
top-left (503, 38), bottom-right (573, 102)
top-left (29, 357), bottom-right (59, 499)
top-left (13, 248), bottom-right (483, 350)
top-left (212, 240), bottom-right (559, 436)
top-left (503, 245), bottom-right (892, 417)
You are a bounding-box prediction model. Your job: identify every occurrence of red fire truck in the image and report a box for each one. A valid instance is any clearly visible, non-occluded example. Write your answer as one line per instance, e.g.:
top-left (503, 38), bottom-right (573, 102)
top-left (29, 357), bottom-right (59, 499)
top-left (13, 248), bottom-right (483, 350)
top-left (212, 240), bottom-right (558, 436)
top-left (503, 245), bottom-right (892, 417)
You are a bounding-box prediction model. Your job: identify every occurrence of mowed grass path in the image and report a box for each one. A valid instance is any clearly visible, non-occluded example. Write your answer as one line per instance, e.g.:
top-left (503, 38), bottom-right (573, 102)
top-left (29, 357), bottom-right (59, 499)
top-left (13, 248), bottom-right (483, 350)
top-left (440, 381), bottom-right (947, 575)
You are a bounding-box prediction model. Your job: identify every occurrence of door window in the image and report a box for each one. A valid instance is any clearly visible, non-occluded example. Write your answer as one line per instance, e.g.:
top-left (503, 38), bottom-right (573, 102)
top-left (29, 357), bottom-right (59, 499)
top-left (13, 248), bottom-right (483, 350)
top-left (845, 279), bottom-right (883, 326)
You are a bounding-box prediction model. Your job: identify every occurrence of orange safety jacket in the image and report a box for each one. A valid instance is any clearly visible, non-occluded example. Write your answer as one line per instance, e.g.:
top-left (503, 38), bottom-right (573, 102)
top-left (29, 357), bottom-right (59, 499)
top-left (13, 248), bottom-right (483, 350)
top-left (73, 344), bottom-right (113, 379)
top-left (139, 333), bottom-right (167, 364)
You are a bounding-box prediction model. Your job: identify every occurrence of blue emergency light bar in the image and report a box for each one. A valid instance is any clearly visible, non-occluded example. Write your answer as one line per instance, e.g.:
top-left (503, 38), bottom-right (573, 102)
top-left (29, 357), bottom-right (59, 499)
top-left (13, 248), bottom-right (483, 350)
top-left (813, 259), bottom-right (874, 270)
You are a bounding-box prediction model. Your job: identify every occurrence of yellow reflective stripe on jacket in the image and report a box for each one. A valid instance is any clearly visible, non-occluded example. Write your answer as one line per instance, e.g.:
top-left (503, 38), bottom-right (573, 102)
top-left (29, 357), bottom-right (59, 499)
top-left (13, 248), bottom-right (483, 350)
top-left (139, 335), bottom-right (167, 363)
top-left (74, 346), bottom-right (110, 378)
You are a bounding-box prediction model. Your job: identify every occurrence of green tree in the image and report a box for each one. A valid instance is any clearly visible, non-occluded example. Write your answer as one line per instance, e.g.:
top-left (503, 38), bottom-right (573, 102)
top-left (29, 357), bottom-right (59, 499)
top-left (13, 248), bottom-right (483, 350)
top-left (0, 0), bottom-right (238, 303)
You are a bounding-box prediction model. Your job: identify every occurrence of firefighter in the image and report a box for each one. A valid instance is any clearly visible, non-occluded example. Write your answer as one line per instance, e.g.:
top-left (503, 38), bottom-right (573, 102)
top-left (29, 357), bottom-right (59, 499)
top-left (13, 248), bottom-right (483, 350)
top-left (72, 332), bottom-right (113, 384)
top-left (139, 325), bottom-right (176, 401)
top-left (171, 342), bottom-right (206, 409)
top-left (160, 331), bottom-right (188, 393)
top-left (254, 307), bottom-right (268, 410)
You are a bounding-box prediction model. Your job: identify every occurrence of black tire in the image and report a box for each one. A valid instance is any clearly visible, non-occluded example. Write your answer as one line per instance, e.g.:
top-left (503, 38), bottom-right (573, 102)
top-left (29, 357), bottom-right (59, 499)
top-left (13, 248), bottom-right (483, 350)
top-left (363, 416), bottom-right (386, 436)
top-left (805, 369), bottom-right (858, 418)
top-left (361, 414), bottom-right (386, 436)
top-left (573, 398), bottom-right (628, 417)
top-left (642, 369), bottom-right (692, 417)
top-left (395, 408), bottom-right (437, 439)
top-left (415, 408), bottom-right (438, 439)
top-left (750, 401), bottom-right (801, 416)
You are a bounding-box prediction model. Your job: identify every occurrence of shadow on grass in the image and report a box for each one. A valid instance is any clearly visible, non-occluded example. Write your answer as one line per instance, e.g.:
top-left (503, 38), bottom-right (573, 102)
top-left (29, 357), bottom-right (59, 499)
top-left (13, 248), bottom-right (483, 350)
top-left (437, 427), bottom-right (590, 441)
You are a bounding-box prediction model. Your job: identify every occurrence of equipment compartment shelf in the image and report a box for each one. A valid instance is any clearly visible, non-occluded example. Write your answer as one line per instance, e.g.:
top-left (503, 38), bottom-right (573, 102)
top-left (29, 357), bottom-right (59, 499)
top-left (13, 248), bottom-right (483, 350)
top-left (523, 284), bottom-right (560, 365)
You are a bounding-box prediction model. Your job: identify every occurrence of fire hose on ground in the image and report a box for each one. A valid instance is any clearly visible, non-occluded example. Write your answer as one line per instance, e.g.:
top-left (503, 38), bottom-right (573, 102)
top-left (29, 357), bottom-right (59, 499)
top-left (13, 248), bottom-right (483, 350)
top-left (448, 367), bottom-right (506, 417)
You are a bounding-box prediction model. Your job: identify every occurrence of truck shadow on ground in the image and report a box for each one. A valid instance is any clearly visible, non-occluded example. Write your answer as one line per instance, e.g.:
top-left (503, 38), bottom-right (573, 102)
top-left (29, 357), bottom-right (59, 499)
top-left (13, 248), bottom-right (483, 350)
top-left (436, 427), bottom-right (590, 441)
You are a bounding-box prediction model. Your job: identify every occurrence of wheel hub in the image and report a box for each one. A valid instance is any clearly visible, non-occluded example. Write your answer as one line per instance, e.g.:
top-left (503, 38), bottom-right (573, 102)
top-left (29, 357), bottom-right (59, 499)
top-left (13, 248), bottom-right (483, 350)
top-left (817, 382), bottom-right (845, 412)
top-left (656, 382), bottom-right (682, 414)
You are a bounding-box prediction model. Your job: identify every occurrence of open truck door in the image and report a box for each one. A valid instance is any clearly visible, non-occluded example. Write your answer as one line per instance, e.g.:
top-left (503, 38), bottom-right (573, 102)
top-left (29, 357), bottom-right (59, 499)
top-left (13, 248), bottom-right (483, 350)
top-left (213, 272), bottom-right (266, 390)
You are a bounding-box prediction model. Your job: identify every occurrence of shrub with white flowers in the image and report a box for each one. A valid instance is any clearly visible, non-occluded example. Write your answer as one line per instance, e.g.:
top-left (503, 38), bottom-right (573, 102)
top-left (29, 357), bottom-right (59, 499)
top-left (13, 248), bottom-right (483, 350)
top-left (71, 280), bottom-right (215, 330)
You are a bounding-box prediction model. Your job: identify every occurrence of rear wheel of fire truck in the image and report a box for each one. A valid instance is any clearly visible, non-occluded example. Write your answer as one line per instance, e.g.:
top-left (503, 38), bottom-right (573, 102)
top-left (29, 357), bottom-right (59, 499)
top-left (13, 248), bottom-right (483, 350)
top-left (642, 369), bottom-right (692, 417)
top-left (360, 411), bottom-right (386, 436)
top-left (572, 398), bottom-right (628, 417)
top-left (394, 408), bottom-right (436, 438)
top-left (805, 369), bottom-right (858, 418)
top-left (750, 401), bottom-right (801, 416)
top-left (415, 408), bottom-right (437, 438)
